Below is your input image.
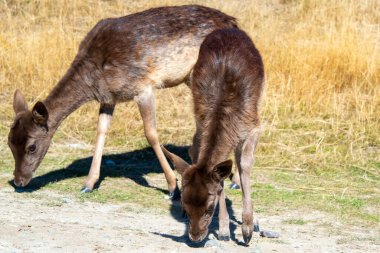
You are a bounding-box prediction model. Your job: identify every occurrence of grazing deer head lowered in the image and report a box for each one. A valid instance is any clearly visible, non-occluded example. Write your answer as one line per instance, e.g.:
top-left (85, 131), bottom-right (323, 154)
top-left (7, 5), bottom-right (238, 198)
top-left (8, 91), bottom-right (52, 187)
top-left (162, 148), bottom-right (232, 242)
top-left (163, 28), bottom-right (264, 245)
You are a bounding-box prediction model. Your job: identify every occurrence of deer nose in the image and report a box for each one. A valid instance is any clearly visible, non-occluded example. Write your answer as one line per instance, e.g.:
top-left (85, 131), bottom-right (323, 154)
top-left (13, 178), bottom-right (24, 187)
top-left (189, 229), bottom-right (208, 243)
top-left (189, 233), bottom-right (204, 243)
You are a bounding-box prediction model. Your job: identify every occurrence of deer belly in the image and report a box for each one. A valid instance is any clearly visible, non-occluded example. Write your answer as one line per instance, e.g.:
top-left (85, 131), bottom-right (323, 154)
top-left (149, 38), bottom-right (201, 88)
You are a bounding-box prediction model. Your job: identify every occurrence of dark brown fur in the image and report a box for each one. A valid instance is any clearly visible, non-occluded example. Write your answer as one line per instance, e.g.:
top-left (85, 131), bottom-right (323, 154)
top-left (162, 28), bottom-right (264, 244)
top-left (8, 5), bottom-right (237, 193)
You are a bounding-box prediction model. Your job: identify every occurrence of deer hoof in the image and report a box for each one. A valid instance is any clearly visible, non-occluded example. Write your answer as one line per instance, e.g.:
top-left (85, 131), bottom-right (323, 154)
top-left (80, 187), bottom-right (92, 193)
top-left (218, 234), bottom-right (230, 241)
top-left (229, 183), bottom-right (240, 190)
top-left (254, 222), bottom-right (260, 232)
top-left (242, 224), bottom-right (253, 245)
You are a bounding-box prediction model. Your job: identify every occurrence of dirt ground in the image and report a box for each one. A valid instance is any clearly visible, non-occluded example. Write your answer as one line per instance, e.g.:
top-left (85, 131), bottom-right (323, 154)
top-left (0, 187), bottom-right (378, 253)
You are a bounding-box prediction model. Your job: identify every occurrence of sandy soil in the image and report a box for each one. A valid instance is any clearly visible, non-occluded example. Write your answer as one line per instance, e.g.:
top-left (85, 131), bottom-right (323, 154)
top-left (0, 187), bottom-right (378, 253)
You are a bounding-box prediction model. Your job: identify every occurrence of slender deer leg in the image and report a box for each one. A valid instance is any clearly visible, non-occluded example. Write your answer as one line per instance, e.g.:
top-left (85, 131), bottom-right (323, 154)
top-left (234, 127), bottom-right (261, 245)
top-left (218, 184), bottom-right (230, 241)
top-left (135, 87), bottom-right (179, 199)
top-left (82, 104), bottom-right (115, 193)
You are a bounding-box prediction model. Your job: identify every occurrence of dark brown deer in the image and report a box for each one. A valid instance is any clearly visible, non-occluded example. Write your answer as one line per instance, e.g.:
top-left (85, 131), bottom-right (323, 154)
top-left (7, 5), bottom-right (238, 198)
top-left (162, 28), bottom-right (264, 244)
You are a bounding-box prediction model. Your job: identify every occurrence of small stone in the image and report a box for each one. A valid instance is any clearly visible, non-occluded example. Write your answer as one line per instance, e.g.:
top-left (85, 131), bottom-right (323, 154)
top-left (62, 197), bottom-right (71, 204)
top-left (260, 230), bottom-right (280, 238)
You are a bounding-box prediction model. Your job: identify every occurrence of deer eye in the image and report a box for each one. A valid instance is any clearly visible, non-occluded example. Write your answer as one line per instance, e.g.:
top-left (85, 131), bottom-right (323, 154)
top-left (28, 144), bottom-right (37, 153)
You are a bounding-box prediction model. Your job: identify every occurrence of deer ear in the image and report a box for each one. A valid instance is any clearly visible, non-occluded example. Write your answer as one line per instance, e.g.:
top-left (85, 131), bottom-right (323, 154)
top-left (32, 101), bottom-right (49, 126)
top-left (161, 146), bottom-right (190, 175)
top-left (13, 90), bottom-right (28, 114)
top-left (211, 160), bottom-right (233, 183)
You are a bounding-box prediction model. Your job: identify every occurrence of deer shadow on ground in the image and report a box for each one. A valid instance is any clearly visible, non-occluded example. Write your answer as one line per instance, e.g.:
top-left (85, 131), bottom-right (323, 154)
top-left (9, 144), bottom-right (244, 246)
top-left (9, 144), bottom-right (189, 194)
top-left (160, 197), bottom-right (246, 247)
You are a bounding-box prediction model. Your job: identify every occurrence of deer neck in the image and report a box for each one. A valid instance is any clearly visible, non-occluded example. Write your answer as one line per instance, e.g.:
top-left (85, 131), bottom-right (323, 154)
top-left (43, 65), bottom-right (95, 131)
top-left (197, 136), bottom-right (233, 170)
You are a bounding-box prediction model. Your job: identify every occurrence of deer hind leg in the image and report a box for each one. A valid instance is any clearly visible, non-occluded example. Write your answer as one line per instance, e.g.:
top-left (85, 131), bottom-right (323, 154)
top-left (135, 86), bottom-right (179, 200)
top-left (218, 184), bottom-right (230, 241)
top-left (82, 104), bottom-right (115, 193)
top-left (234, 126), bottom-right (261, 245)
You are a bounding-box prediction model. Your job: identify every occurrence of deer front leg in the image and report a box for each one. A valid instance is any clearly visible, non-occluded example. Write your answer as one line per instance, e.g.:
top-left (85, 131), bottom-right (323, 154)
top-left (135, 87), bottom-right (179, 200)
top-left (218, 185), bottom-right (230, 241)
top-left (82, 104), bottom-right (114, 193)
top-left (234, 127), bottom-right (261, 245)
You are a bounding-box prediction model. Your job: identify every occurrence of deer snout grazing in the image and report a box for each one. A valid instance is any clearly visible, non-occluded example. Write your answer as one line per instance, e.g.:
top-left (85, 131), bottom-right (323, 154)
top-left (13, 179), bottom-right (25, 188)
top-left (188, 227), bottom-right (208, 243)
top-left (13, 171), bottom-right (33, 187)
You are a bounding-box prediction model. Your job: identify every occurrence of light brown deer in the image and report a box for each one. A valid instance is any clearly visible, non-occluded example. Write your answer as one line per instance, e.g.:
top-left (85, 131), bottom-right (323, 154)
top-left (7, 5), bottom-right (237, 198)
top-left (162, 28), bottom-right (264, 244)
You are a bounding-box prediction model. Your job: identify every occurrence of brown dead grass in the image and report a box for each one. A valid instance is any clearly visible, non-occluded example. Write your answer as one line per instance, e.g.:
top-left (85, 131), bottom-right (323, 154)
top-left (0, 0), bottom-right (379, 225)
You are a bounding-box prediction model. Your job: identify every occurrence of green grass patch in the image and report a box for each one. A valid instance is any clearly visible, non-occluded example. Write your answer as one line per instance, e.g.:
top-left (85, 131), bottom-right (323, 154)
top-left (284, 219), bottom-right (307, 225)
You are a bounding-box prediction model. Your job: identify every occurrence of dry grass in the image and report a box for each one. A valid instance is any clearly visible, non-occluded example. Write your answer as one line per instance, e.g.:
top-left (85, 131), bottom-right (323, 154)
top-left (0, 0), bottom-right (379, 225)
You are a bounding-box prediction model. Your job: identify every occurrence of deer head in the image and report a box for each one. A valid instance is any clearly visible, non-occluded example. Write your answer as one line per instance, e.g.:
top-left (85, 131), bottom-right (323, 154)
top-left (162, 146), bottom-right (232, 242)
top-left (8, 90), bottom-right (52, 187)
